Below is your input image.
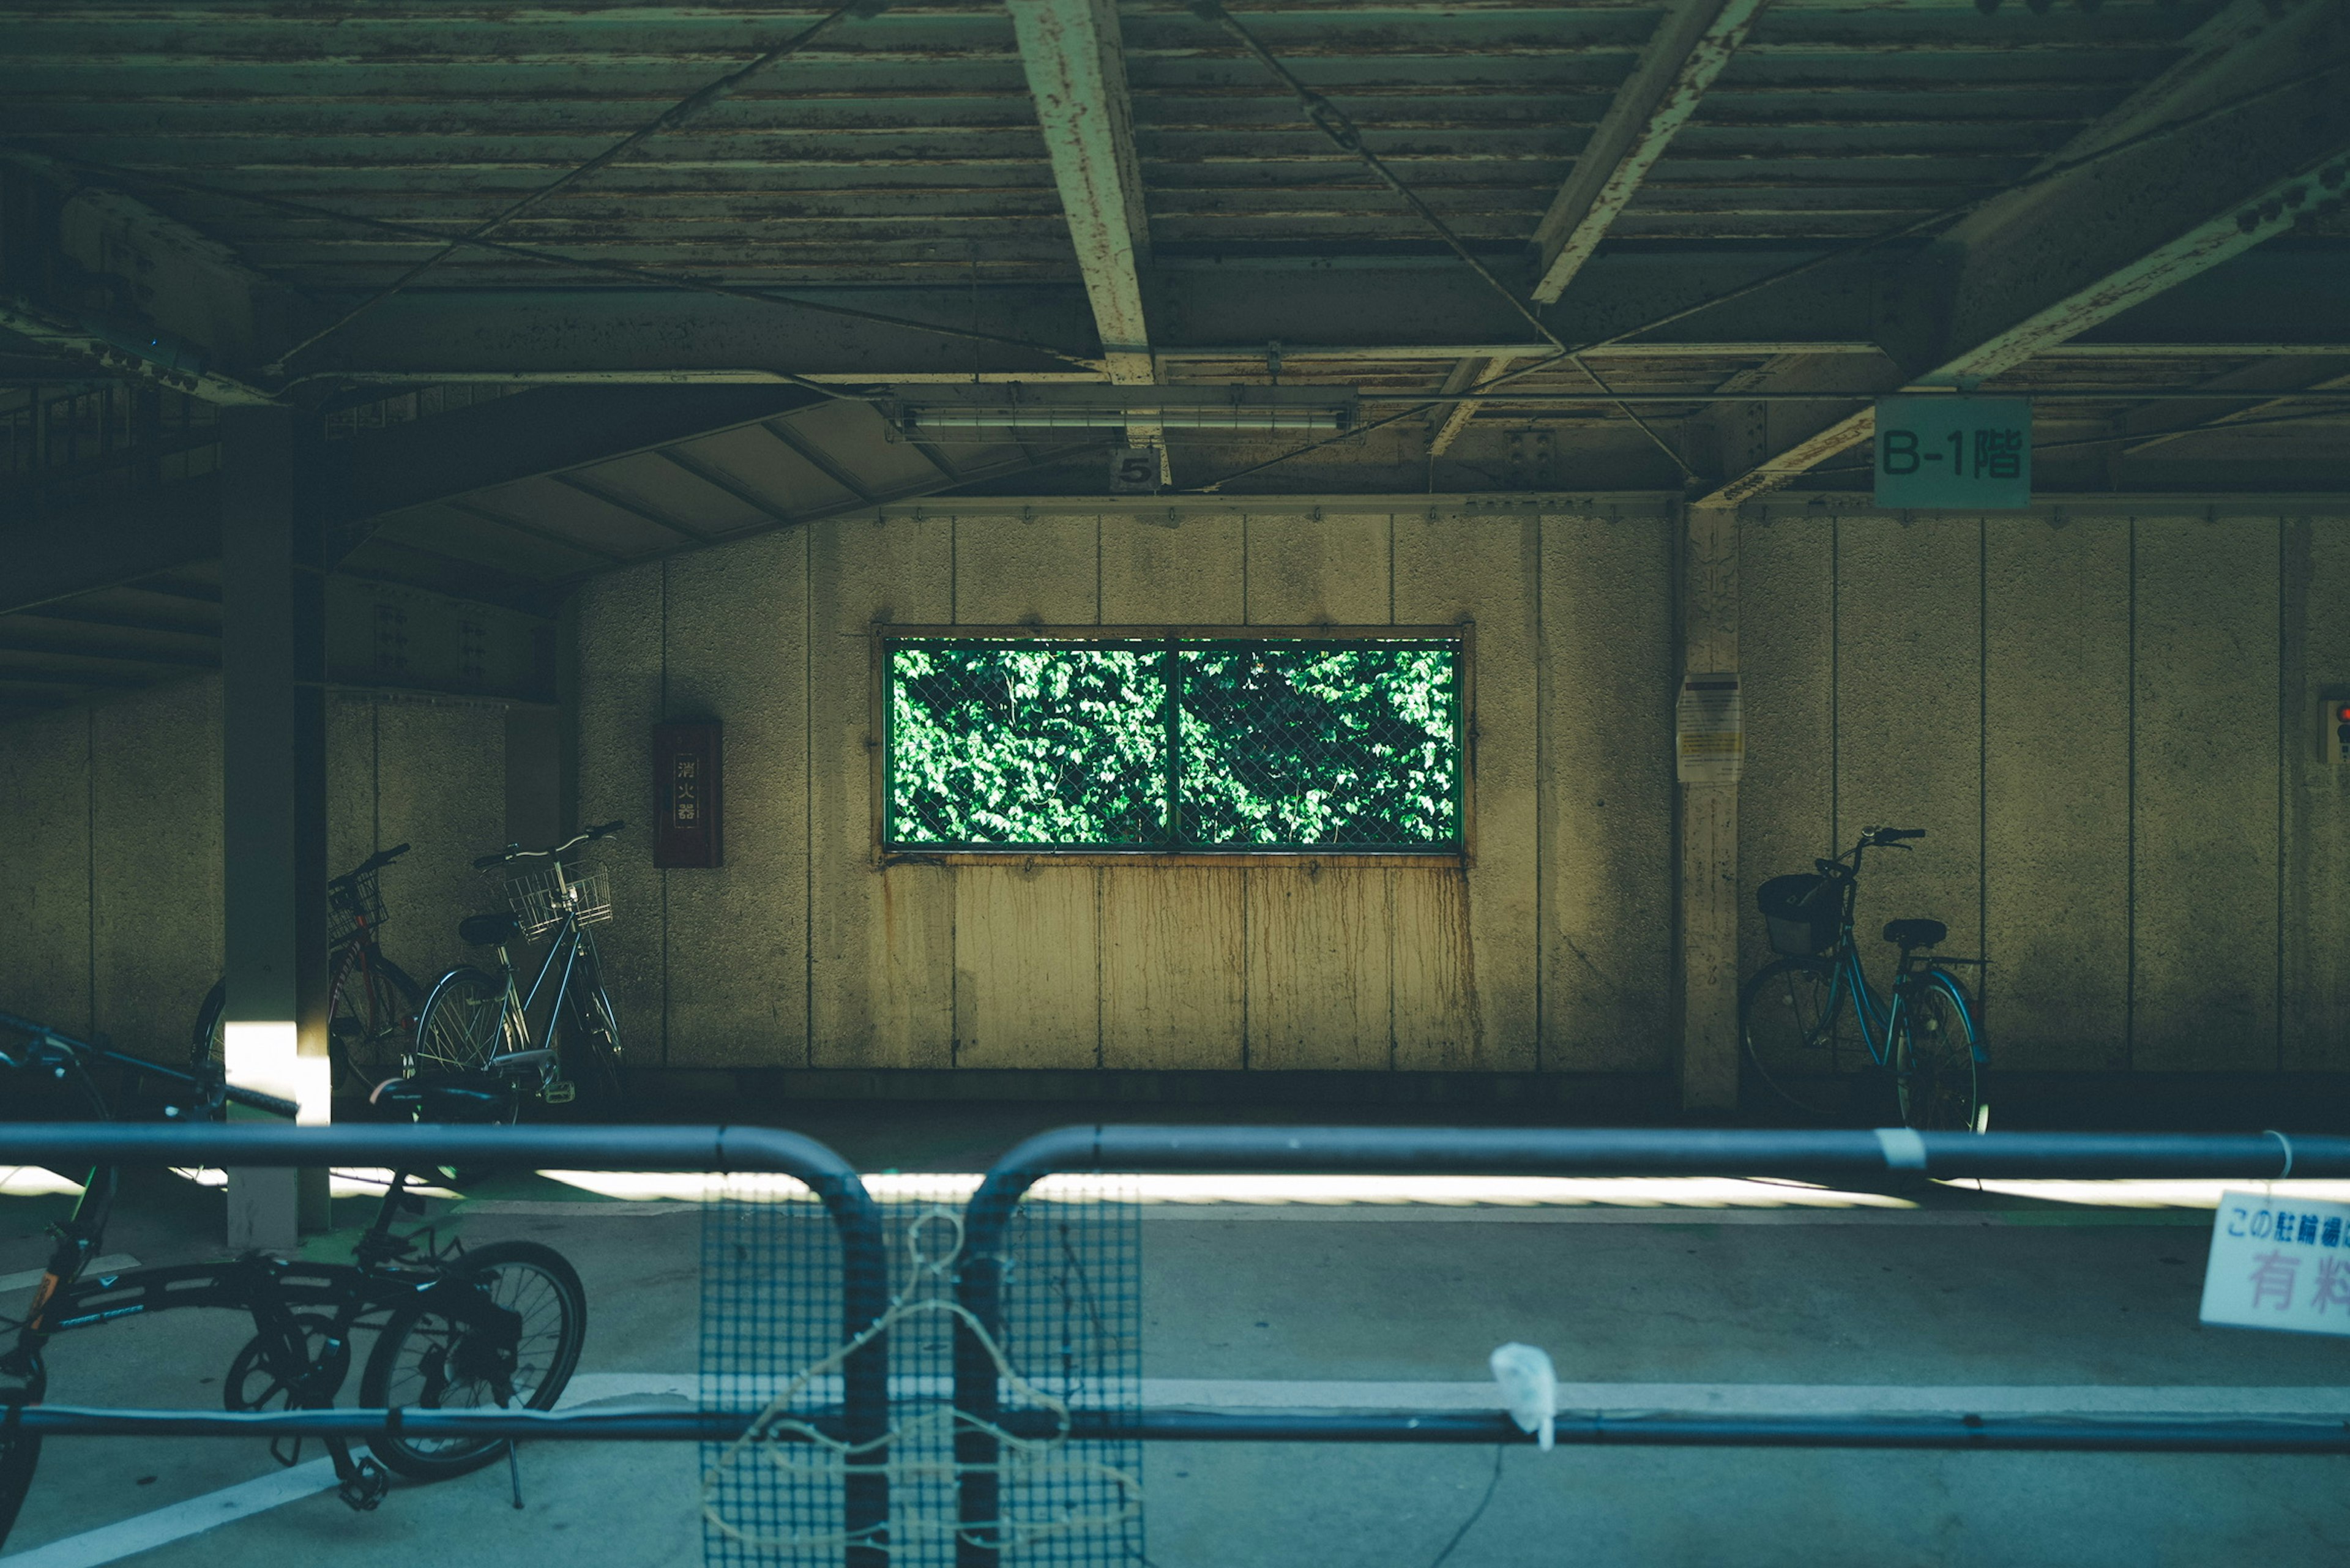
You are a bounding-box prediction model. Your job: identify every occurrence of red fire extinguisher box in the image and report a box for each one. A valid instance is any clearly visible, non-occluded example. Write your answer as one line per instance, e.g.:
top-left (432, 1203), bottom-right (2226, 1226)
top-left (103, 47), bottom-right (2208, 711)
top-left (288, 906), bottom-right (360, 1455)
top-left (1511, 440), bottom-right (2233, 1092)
top-left (652, 722), bottom-right (722, 868)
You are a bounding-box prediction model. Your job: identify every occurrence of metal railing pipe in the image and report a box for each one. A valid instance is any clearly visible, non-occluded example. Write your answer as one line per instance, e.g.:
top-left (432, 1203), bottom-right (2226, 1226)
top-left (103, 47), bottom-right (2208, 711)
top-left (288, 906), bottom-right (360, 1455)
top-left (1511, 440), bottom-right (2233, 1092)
top-left (11, 1404), bottom-right (2350, 1457)
top-left (950, 1122), bottom-right (2350, 1567)
top-left (0, 1122), bottom-right (892, 1566)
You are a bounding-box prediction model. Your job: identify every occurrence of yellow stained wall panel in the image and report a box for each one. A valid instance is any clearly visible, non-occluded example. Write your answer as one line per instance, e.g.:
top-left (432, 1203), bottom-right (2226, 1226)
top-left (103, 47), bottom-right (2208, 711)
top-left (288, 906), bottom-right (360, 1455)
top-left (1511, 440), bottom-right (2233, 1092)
top-left (1245, 511), bottom-right (1391, 625)
top-left (572, 566), bottom-right (666, 1061)
top-left (1833, 515), bottom-right (1983, 977)
top-left (1100, 866), bottom-right (1247, 1069)
top-left (663, 531), bottom-right (810, 1067)
top-left (1541, 511), bottom-right (1675, 1072)
top-left (0, 706), bottom-right (94, 1033)
top-left (2132, 515), bottom-right (2280, 1072)
top-left (2285, 517), bottom-right (2350, 1071)
top-left (1393, 508), bottom-right (1537, 1070)
top-left (1985, 514), bottom-right (2130, 1070)
top-left (1246, 864), bottom-right (1390, 1069)
top-left (808, 513), bottom-right (954, 1067)
top-left (953, 511), bottom-right (1101, 625)
top-left (1734, 514), bottom-right (1837, 988)
top-left (1101, 510), bottom-right (1245, 625)
top-left (954, 862), bottom-right (1100, 1069)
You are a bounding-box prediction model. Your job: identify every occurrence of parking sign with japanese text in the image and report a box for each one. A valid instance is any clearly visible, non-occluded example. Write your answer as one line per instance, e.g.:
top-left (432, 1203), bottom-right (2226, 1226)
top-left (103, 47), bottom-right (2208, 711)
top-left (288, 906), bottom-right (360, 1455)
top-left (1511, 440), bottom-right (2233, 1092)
top-left (1873, 395), bottom-right (2031, 510)
top-left (2200, 1191), bottom-right (2350, 1337)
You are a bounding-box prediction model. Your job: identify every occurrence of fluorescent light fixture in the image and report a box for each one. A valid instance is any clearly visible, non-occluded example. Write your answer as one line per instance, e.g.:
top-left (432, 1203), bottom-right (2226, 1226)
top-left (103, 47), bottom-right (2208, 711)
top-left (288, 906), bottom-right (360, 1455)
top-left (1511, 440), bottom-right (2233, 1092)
top-left (222, 1020), bottom-right (330, 1126)
top-left (904, 406), bottom-right (1349, 430)
top-left (536, 1172), bottom-right (1918, 1209)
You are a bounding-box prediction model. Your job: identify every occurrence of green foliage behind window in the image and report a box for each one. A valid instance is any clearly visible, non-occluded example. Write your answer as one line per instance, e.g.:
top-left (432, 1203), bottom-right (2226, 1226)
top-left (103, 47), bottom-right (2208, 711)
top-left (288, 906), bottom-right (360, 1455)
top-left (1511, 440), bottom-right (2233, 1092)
top-left (886, 637), bottom-right (1460, 851)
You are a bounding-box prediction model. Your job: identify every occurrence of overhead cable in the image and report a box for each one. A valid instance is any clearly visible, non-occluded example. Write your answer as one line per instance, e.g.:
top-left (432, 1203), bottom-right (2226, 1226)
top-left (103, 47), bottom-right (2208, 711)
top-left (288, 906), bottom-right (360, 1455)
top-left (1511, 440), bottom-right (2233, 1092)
top-left (1186, 0), bottom-right (1698, 483)
top-left (0, 151), bottom-right (1102, 385)
top-left (1182, 51), bottom-right (2350, 493)
top-left (259, 0), bottom-right (884, 373)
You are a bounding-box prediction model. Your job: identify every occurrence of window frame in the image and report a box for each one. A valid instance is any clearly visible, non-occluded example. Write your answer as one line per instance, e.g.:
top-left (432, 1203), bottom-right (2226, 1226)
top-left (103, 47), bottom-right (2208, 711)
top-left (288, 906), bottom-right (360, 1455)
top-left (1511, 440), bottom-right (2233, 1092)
top-left (869, 624), bottom-right (1474, 867)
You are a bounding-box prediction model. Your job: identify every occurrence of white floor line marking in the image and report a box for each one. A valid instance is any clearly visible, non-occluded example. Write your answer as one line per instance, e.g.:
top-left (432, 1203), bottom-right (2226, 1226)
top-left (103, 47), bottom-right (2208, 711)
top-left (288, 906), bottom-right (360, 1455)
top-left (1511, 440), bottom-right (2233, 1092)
top-left (1135, 1208), bottom-right (2133, 1225)
top-left (17, 1372), bottom-right (2346, 1567)
top-left (0, 1459), bottom-right (338, 1568)
top-left (556, 1372), bottom-right (2350, 1419)
top-left (457, 1199), bottom-right (2199, 1226)
top-left (0, 1376), bottom-right (690, 1568)
top-left (0, 1259), bottom-right (136, 1296)
top-left (458, 1201), bottom-right (702, 1217)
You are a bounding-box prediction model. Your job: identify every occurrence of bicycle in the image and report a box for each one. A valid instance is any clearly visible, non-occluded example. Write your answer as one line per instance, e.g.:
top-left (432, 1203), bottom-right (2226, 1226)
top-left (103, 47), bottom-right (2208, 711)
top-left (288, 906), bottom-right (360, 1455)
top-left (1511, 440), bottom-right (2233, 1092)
top-left (409, 822), bottom-right (628, 1108)
top-left (0, 1009), bottom-right (587, 1550)
top-left (192, 843), bottom-right (424, 1094)
top-left (1738, 826), bottom-right (1989, 1132)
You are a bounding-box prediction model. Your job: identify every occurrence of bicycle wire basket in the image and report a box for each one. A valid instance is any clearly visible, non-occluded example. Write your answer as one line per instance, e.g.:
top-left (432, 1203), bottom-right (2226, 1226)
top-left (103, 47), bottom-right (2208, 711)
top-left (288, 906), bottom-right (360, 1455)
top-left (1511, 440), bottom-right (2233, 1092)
top-left (1758, 872), bottom-right (1841, 957)
top-left (505, 862), bottom-right (613, 939)
top-left (326, 868), bottom-right (389, 948)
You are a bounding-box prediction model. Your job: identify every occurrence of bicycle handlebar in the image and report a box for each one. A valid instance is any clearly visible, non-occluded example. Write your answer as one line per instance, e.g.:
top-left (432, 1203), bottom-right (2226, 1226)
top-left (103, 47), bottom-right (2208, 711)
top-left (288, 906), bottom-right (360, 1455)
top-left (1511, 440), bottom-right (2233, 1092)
top-left (472, 820), bottom-right (627, 871)
top-left (327, 843), bottom-right (410, 888)
top-left (0, 1009), bottom-right (300, 1121)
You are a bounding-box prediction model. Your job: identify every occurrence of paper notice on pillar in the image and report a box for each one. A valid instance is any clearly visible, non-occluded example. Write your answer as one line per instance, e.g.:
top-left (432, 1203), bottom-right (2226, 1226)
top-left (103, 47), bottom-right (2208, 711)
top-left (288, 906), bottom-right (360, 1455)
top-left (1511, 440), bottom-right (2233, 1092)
top-left (2200, 1191), bottom-right (2350, 1336)
top-left (1676, 674), bottom-right (1743, 784)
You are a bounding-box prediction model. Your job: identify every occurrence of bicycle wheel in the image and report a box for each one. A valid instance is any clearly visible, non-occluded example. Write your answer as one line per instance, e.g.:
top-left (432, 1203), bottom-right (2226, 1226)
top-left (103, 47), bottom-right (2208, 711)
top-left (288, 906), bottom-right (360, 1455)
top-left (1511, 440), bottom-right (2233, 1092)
top-left (0, 1425), bottom-right (36, 1551)
top-left (1739, 957), bottom-right (1875, 1120)
top-left (329, 954), bottom-right (423, 1092)
top-left (410, 968), bottom-right (509, 1075)
top-left (1892, 969), bottom-right (1985, 1133)
top-left (559, 961), bottom-right (623, 1105)
top-left (190, 978), bottom-right (228, 1073)
top-left (358, 1241), bottom-right (586, 1480)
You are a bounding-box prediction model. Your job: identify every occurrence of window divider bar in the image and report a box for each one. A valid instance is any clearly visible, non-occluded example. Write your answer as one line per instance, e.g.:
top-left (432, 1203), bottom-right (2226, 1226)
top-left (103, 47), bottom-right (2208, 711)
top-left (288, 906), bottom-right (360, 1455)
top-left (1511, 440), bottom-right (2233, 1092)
top-left (1162, 637), bottom-right (1182, 849)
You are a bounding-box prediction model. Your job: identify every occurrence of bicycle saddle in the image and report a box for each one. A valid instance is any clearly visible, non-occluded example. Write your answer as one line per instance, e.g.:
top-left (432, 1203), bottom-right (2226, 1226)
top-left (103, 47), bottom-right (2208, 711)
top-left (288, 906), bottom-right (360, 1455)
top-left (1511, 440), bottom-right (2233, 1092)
top-left (457, 911), bottom-right (521, 947)
top-left (1882, 918), bottom-right (1947, 950)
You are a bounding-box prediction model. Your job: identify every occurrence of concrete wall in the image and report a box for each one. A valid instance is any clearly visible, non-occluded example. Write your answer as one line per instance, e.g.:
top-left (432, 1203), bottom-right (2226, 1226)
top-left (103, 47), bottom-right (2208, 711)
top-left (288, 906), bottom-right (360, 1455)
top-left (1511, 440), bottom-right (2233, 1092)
top-left (0, 677), bottom-right (526, 1057)
top-left (8, 502), bottom-right (2337, 1085)
top-left (573, 504), bottom-right (1678, 1073)
top-left (1739, 507), bottom-right (2350, 1077)
top-left (578, 501), bottom-right (2350, 1081)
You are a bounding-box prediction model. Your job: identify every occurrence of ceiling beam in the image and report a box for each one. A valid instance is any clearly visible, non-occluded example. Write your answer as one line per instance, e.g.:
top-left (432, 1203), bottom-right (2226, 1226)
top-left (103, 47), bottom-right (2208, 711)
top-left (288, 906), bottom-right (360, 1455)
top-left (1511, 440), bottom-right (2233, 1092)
top-left (0, 476), bottom-right (222, 617)
top-left (311, 382), bottom-right (833, 556)
top-left (1697, 0), bottom-right (2350, 506)
top-left (1432, 0), bottom-right (1764, 457)
top-left (1007, 0), bottom-right (1154, 389)
top-left (1530, 0), bottom-right (1771, 308)
top-left (0, 156), bottom-right (292, 403)
top-left (282, 248), bottom-right (2350, 386)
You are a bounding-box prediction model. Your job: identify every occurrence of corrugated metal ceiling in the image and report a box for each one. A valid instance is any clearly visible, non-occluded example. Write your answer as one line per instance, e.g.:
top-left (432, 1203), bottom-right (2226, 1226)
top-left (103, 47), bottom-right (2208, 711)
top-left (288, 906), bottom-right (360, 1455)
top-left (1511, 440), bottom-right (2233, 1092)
top-left (0, 0), bottom-right (2241, 286)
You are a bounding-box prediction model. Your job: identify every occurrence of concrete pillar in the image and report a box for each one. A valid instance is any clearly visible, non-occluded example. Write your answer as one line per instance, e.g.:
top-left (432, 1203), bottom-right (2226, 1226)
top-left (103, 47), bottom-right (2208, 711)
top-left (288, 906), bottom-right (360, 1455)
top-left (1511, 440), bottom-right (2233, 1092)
top-left (219, 406), bottom-right (331, 1248)
top-left (1679, 501), bottom-right (1740, 1110)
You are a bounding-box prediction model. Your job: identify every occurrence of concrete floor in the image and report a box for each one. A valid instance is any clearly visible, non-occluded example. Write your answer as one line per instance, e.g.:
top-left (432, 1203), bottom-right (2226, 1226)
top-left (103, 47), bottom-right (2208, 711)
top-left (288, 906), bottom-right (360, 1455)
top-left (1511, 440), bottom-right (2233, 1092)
top-left (4, 1114), bottom-right (2350, 1567)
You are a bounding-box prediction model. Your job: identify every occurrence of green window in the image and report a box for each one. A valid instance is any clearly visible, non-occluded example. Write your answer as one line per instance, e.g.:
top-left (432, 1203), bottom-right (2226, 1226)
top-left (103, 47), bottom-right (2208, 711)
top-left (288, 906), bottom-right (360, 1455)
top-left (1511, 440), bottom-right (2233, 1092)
top-left (884, 635), bottom-right (1464, 853)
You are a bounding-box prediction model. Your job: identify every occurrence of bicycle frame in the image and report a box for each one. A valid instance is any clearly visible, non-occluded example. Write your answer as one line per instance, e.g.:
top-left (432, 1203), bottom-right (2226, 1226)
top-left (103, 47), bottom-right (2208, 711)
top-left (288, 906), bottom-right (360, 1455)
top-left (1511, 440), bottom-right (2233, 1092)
top-left (1799, 840), bottom-right (1981, 1074)
top-left (479, 900), bottom-right (601, 1062)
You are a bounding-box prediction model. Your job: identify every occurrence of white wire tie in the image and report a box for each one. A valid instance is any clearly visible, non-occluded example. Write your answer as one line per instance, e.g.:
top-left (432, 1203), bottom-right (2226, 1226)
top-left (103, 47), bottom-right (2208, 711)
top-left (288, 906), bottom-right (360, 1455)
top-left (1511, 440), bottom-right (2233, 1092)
top-left (2265, 1129), bottom-right (2294, 1182)
top-left (1874, 1127), bottom-right (1928, 1171)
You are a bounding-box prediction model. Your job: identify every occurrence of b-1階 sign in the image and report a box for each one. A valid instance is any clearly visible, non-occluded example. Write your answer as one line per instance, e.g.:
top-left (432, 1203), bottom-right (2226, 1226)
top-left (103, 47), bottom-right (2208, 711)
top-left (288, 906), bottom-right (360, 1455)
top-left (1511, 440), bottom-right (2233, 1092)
top-left (1873, 395), bottom-right (2031, 510)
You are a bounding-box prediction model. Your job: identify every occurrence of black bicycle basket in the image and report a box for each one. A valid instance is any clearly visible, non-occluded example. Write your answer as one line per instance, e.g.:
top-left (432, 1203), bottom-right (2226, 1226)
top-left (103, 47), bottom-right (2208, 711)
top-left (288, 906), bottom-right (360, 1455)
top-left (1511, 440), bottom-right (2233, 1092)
top-left (1757, 873), bottom-right (1840, 957)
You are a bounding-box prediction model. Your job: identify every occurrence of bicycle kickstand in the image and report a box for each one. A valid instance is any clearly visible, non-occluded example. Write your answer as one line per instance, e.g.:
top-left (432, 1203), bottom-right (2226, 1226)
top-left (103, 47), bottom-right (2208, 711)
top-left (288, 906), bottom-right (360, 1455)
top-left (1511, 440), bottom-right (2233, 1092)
top-left (326, 1438), bottom-right (388, 1512)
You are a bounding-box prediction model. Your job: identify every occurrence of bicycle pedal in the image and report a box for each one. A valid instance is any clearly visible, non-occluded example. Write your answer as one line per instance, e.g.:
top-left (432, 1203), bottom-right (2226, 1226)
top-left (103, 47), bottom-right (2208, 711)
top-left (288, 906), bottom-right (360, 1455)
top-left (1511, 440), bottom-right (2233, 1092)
top-left (338, 1458), bottom-right (389, 1512)
top-left (542, 1081), bottom-right (576, 1105)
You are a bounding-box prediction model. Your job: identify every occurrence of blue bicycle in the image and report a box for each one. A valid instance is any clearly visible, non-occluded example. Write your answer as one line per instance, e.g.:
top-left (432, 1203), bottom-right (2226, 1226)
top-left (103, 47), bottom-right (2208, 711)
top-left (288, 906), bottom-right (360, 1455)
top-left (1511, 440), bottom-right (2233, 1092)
top-left (1739, 826), bottom-right (1988, 1131)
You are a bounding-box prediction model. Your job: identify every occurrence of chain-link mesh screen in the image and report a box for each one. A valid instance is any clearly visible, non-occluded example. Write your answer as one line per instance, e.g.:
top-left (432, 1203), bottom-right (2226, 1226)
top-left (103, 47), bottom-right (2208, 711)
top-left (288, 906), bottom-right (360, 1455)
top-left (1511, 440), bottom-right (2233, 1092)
top-left (889, 643), bottom-right (1169, 848)
top-left (1175, 643), bottom-right (1457, 848)
top-left (701, 1174), bottom-right (1141, 1566)
top-left (886, 637), bottom-right (1460, 851)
